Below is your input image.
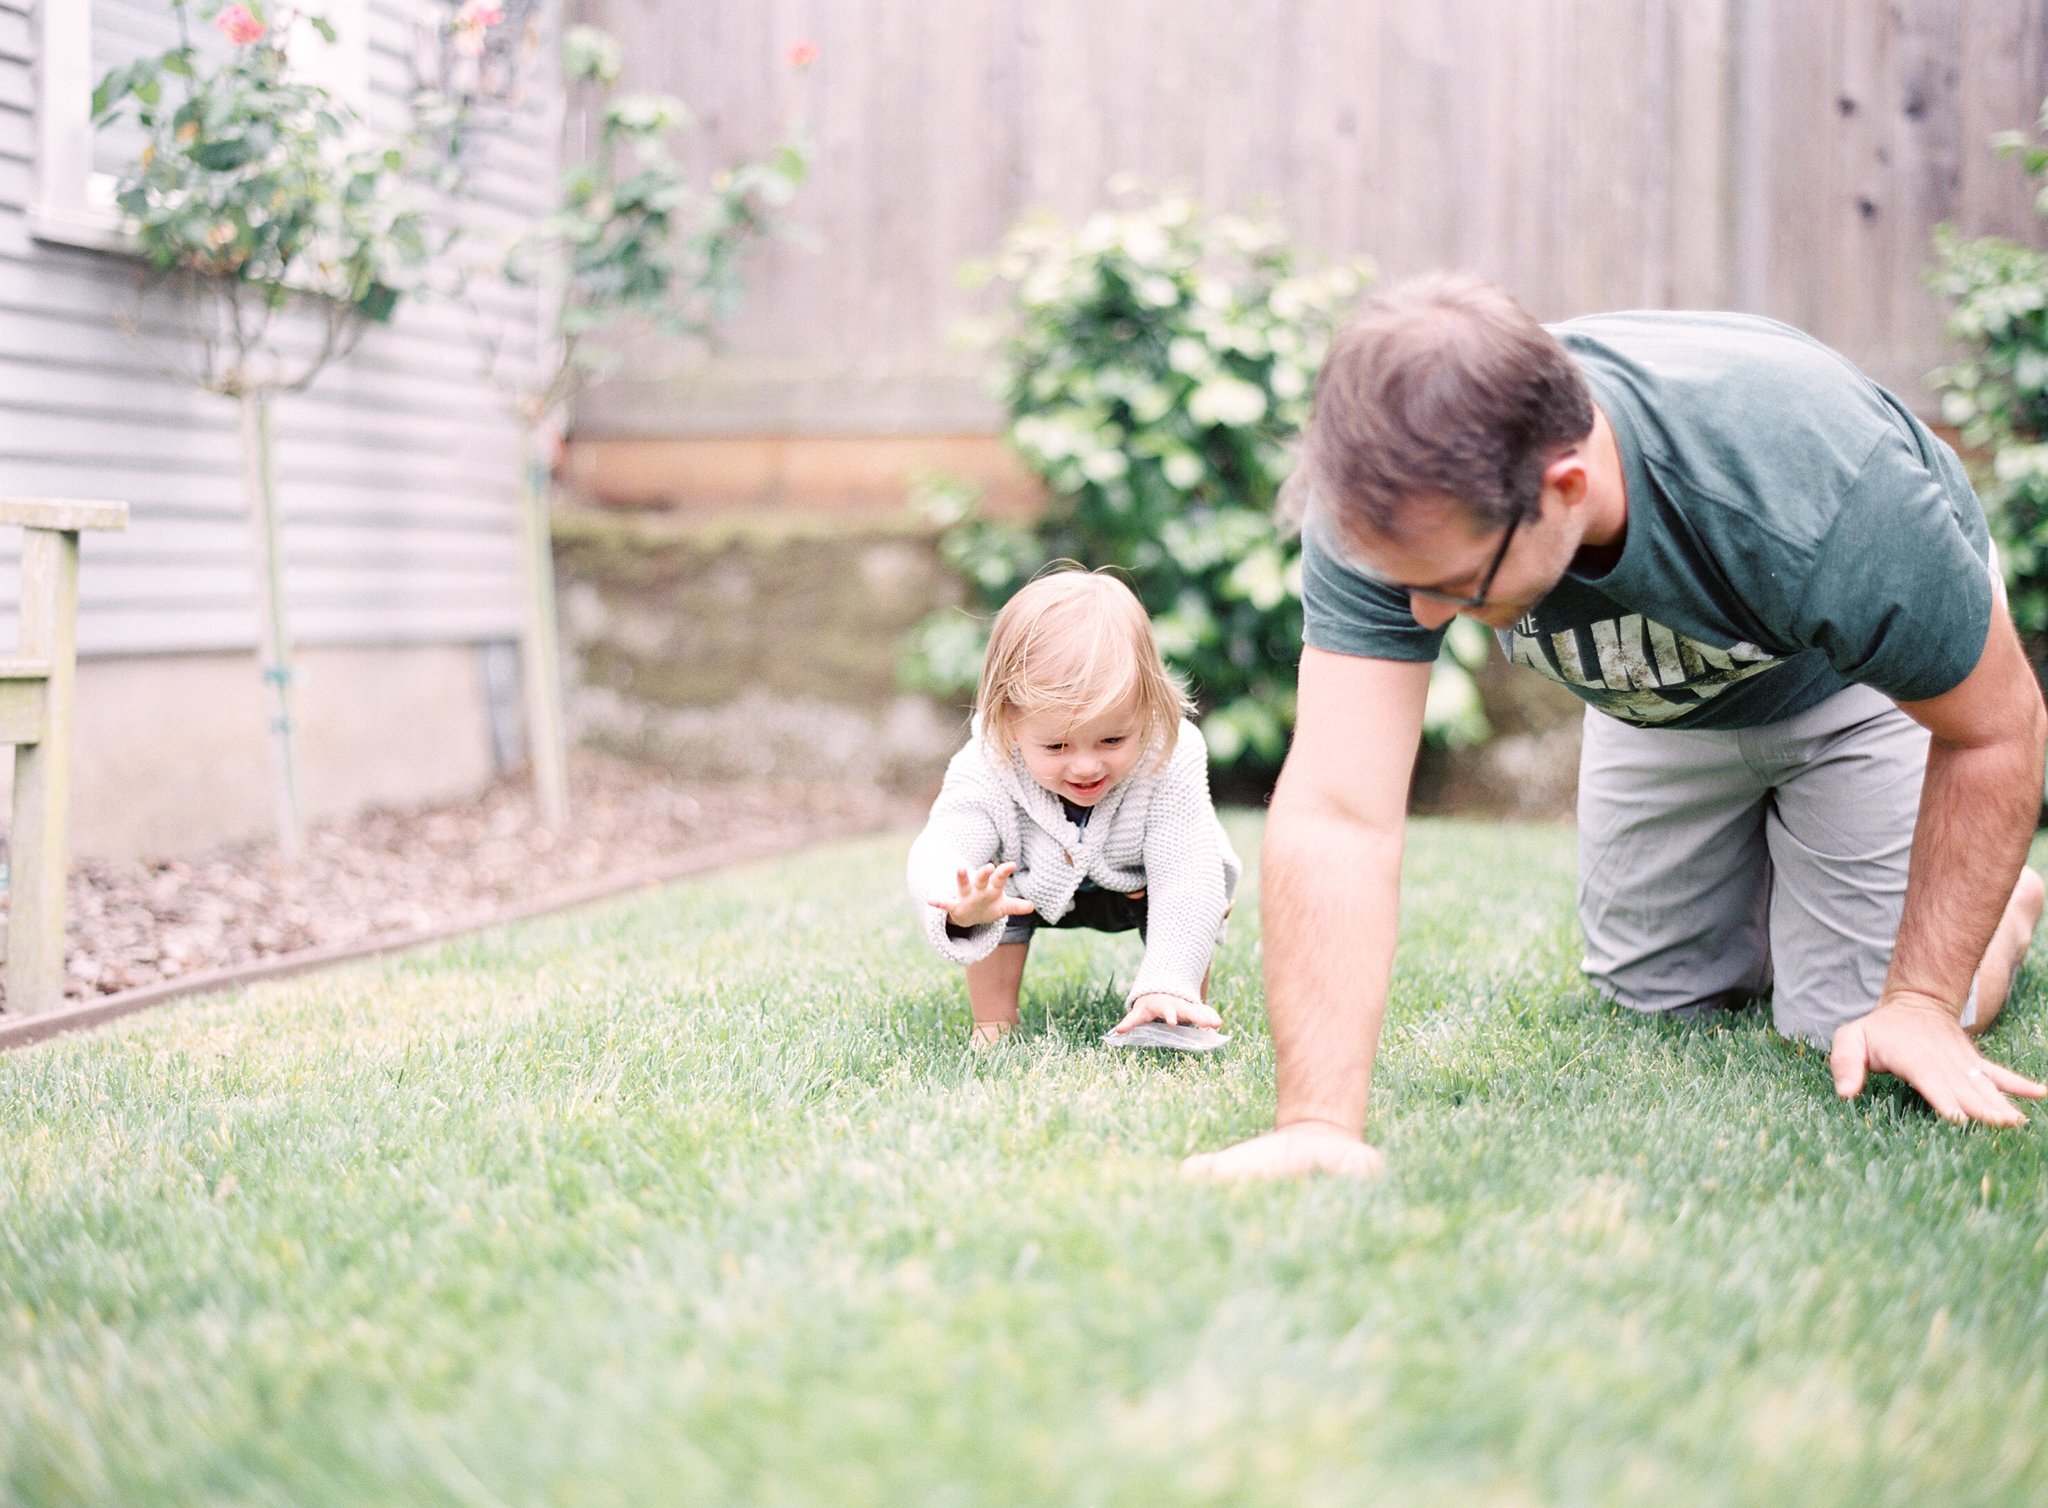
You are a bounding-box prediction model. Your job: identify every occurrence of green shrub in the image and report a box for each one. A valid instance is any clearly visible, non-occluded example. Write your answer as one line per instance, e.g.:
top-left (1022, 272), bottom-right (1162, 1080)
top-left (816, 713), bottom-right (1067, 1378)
top-left (906, 186), bottom-right (1487, 777)
top-left (1931, 99), bottom-right (2048, 651)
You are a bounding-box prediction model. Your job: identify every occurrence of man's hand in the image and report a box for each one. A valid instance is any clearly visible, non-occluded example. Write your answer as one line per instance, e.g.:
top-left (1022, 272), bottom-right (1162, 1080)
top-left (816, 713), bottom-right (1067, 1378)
top-left (1830, 993), bottom-right (2046, 1126)
top-left (1112, 992), bottom-right (1222, 1034)
top-left (929, 862), bottom-right (1037, 930)
top-left (1181, 1121), bottom-right (1386, 1181)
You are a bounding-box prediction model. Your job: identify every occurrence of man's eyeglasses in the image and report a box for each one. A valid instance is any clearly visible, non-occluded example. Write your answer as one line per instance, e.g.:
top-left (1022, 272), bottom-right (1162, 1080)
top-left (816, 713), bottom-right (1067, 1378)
top-left (1364, 505), bottom-right (1527, 609)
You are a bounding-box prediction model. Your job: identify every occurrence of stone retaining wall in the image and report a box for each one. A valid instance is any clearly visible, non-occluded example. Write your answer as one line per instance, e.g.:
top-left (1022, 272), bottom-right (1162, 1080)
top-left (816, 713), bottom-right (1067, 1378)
top-left (552, 505), bottom-right (1586, 815)
top-left (553, 509), bottom-right (968, 791)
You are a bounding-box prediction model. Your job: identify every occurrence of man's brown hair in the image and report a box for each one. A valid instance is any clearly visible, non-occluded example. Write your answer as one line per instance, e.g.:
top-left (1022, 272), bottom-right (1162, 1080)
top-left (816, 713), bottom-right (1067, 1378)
top-left (1298, 272), bottom-right (1594, 543)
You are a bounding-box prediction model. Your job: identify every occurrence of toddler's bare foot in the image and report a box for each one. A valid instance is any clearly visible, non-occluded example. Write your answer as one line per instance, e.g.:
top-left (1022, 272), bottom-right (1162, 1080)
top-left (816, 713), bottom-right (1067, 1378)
top-left (968, 1019), bottom-right (1015, 1051)
top-left (1971, 866), bottom-right (2045, 1036)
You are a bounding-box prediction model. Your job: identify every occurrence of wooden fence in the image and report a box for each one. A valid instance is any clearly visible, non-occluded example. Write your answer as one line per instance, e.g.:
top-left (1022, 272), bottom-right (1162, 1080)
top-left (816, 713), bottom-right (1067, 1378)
top-left (573, 0), bottom-right (2048, 437)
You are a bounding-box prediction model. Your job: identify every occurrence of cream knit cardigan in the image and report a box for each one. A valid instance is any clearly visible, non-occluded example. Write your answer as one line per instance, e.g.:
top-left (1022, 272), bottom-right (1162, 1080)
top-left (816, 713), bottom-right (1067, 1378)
top-left (906, 718), bottom-right (1241, 1008)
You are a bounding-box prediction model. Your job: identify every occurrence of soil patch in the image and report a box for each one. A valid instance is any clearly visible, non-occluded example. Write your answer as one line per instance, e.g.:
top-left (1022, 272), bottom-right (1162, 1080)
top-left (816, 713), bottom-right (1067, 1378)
top-left (6, 754), bottom-right (918, 1009)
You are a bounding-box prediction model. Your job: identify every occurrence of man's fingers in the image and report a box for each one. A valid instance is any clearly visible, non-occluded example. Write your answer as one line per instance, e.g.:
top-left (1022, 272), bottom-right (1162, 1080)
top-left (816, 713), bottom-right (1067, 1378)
top-left (1111, 1004), bottom-right (1144, 1034)
top-left (1833, 1003), bottom-right (2039, 1126)
top-left (1982, 1060), bottom-right (2048, 1100)
top-left (1830, 1024), bottom-right (1869, 1099)
top-left (1918, 1083), bottom-right (1968, 1124)
top-left (1955, 1069), bottom-right (2030, 1127)
top-left (1184, 1001), bottom-right (1222, 1029)
top-left (1954, 1085), bottom-right (2023, 1128)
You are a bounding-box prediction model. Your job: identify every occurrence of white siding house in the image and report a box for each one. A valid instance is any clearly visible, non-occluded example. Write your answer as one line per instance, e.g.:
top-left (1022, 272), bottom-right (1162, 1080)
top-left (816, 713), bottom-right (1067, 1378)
top-left (9, 0), bottom-right (559, 858)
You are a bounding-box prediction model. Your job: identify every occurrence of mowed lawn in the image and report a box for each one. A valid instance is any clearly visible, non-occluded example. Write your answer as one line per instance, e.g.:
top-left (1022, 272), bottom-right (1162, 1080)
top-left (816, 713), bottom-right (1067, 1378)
top-left (2, 815), bottom-right (2045, 1507)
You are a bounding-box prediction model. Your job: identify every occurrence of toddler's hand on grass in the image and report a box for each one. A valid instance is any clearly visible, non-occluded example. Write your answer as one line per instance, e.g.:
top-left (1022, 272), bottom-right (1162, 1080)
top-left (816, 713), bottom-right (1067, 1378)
top-left (930, 862), bottom-right (1036, 930)
top-left (1113, 992), bottom-right (1221, 1034)
top-left (1181, 1121), bottom-right (1386, 1181)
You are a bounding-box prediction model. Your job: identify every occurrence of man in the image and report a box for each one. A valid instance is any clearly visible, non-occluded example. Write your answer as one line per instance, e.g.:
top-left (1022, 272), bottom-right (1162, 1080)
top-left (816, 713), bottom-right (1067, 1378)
top-left (1189, 273), bottom-right (2048, 1180)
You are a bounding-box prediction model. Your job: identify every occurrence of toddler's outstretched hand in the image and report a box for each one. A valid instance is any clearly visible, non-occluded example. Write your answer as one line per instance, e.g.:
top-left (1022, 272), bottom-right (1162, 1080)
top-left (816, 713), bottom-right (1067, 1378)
top-left (1113, 992), bottom-right (1222, 1034)
top-left (931, 862), bottom-right (1037, 930)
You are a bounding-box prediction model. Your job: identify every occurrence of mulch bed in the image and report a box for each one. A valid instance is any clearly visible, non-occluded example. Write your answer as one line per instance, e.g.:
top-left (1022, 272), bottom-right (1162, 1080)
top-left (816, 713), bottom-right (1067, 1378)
top-left (9, 753), bottom-right (919, 1009)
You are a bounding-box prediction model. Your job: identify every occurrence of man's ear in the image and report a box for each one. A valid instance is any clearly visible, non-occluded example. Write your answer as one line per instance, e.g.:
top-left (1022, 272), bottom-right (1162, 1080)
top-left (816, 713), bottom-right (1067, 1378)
top-left (1542, 447), bottom-right (1590, 511)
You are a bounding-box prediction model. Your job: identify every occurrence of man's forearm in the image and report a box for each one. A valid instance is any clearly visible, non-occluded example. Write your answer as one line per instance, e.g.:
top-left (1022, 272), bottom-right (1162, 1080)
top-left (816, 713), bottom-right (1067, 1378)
top-left (1262, 796), bottom-right (1404, 1136)
top-left (1886, 730), bottom-right (2045, 1013)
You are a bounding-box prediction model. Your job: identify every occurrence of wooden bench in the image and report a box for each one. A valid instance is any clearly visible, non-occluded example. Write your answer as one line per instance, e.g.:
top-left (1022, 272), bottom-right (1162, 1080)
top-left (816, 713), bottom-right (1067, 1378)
top-left (0, 499), bottom-right (127, 1015)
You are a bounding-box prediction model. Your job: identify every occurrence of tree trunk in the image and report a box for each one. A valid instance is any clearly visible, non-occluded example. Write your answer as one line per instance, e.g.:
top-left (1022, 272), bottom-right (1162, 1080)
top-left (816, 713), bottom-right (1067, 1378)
top-left (240, 388), bottom-right (304, 858)
top-left (519, 425), bottom-right (570, 828)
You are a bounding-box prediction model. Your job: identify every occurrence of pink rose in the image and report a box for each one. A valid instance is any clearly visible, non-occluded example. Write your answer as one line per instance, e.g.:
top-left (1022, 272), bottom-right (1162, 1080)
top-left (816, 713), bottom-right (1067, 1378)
top-left (451, 0), bottom-right (504, 57)
top-left (786, 40), bottom-right (819, 70)
top-left (214, 4), bottom-right (266, 46)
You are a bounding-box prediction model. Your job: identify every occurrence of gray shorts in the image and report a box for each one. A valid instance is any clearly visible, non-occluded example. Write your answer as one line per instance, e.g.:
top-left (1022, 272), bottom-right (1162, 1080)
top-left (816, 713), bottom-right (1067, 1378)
top-left (1576, 682), bottom-right (1975, 1047)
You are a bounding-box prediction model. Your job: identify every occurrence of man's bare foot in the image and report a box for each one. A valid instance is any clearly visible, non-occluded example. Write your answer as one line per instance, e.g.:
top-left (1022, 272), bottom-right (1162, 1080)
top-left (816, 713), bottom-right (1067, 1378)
top-left (968, 1019), bottom-right (1015, 1051)
top-left (1970, 866), bottom-right (2045, 1036)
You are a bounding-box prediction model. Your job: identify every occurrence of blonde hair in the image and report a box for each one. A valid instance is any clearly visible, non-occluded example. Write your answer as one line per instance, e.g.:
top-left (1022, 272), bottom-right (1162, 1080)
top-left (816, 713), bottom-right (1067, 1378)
top-left (976, 566), bottom-right (1190, 771)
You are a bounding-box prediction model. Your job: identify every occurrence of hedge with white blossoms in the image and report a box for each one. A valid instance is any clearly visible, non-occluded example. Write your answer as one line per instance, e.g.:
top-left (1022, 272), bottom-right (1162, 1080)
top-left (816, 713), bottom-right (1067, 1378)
top-left (1933, 95), bottom-right (2048, 652)
top-left (908, 187), bottom-right (1488, 771)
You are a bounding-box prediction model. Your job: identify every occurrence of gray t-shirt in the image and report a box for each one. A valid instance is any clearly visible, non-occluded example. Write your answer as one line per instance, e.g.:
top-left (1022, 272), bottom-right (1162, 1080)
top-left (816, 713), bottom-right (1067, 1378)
top-left (1301, 311), bottom-right (1995, 730)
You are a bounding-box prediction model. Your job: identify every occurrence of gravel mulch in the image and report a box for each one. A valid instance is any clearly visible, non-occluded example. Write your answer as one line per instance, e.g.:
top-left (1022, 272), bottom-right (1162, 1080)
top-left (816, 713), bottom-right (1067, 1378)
top-left (8, 754), bottom-right (919, 1008)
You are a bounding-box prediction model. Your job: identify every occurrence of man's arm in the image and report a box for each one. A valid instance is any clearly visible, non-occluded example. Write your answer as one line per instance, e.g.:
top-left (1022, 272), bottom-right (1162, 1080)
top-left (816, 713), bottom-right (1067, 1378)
top-left (1830, 594), bottom-right (2048, 1124)
top-left (1184, 649), bottom-right (1431, 1178)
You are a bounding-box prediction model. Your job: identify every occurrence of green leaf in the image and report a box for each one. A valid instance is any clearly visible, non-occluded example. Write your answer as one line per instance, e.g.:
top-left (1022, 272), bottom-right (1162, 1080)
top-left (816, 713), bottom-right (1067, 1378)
top-left (354, 281), bottom-right (400, 323)
top-left (91, 64), bottom-right (132, 121)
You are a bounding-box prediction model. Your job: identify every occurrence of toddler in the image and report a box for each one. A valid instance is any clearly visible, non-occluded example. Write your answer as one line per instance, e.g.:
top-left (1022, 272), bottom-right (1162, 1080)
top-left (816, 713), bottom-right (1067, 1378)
top-left (907, 568), bottom-right (1241, 1046)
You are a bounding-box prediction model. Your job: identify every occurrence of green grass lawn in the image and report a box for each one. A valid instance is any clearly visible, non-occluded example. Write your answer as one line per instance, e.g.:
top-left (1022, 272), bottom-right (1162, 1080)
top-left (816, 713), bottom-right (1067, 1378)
top-left (2, 814), bottom-right (2045, 1507)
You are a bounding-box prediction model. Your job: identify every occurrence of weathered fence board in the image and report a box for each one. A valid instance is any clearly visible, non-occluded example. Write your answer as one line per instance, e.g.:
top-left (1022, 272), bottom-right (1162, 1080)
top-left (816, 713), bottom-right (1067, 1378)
top-left (574, 0), bottom-right (2048, 436)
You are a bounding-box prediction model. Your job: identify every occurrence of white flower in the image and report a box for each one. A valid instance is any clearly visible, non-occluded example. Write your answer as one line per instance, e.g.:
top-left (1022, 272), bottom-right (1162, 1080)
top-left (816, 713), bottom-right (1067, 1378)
top-left (1082, 449), bottom-right (1130, 483)
top-left (1129, 383), bottom-right (1174, 424)
top-left (1136, 275), bottom-right (1179, 308)
top-left (1188, 377), bottom-right (1267, 428)
top-left (1163, 451), bottom-right (1205, 490)
top-left (1227, 548), bottom-right (1289, 611)
top-left (1020, 268), bottom-right (1065, 307)
top-left (1222, 324), bottom-right (1269, 357)
top-left (1014, 414), bottom-right (1082, 462)
top-left (1120, 221), bottom-right (1169, 269)
top-left (1167, 338), bottom-right (1212, 376)
top-left (1269, 280), bottom-right (1309, 322)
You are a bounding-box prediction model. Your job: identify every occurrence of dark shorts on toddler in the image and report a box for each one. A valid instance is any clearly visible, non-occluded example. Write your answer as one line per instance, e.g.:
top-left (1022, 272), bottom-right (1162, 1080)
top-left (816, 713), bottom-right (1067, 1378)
top-left (1000, 884), bottom-right (1148, 945)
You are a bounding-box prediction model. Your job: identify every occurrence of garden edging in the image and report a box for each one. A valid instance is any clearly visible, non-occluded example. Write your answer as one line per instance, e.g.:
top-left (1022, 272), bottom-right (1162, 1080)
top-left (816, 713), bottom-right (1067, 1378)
top-left (0, 815), bottom-right (898, 1055)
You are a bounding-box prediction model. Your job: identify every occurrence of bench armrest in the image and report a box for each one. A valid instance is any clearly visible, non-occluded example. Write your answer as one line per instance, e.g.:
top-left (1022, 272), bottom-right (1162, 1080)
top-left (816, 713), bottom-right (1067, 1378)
top-left (0, 499), bottom-right (128, 532)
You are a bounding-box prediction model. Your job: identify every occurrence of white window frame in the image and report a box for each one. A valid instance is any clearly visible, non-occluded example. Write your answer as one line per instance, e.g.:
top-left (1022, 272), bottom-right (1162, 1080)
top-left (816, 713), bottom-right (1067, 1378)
top-left (32, 0), bottom-right (373, 254)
